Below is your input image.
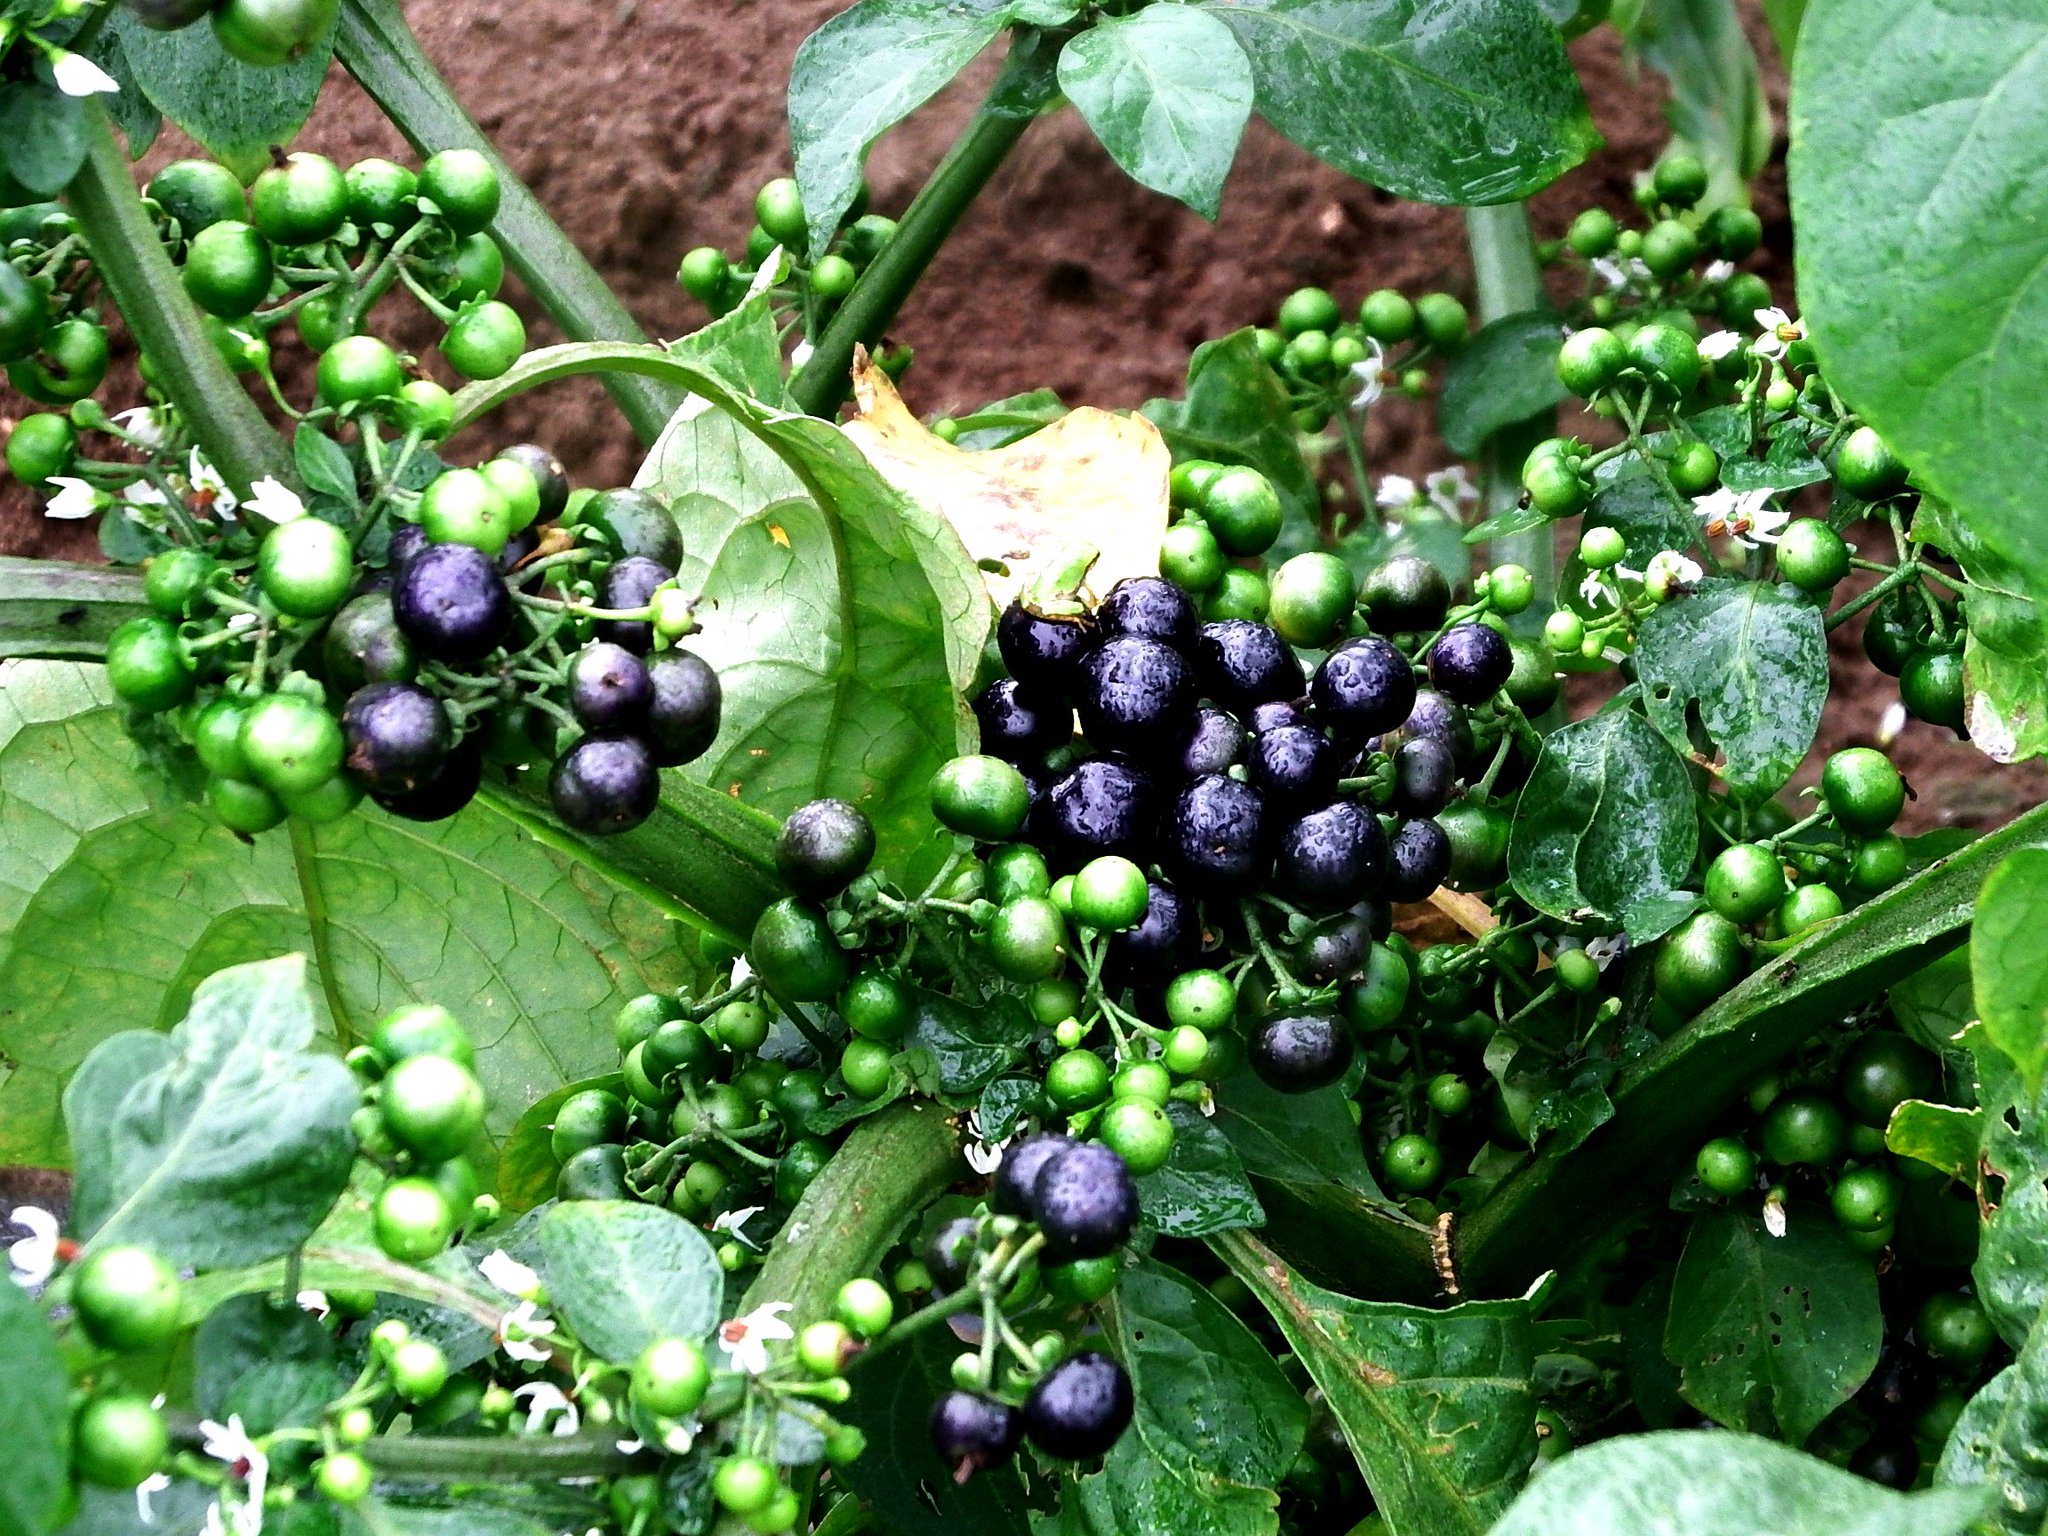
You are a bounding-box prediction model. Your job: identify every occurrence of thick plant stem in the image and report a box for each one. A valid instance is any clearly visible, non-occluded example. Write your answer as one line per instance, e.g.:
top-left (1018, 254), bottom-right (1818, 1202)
top-left (0, 559), bottom-right (147, 660)
top-left (65, 109), bottom-right (294, 497)
top-left (789, 58), bottom-right (1039, 419)
top-left (1463, 202), bottom-right (1554, 630)
top-left (335, 0), bottom-right (682, 445)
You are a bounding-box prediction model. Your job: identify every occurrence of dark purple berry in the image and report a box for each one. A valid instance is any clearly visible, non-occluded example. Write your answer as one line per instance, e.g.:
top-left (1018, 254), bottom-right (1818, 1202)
top-left (1246, 722), bottom-right (1340, 811)
top-left (567, 642), bottom-right (653, 731)
top-left (1361, 555), bottom-right (1450, 635)
top-left (393, 542), bottom-right (511, 664)
top-left (930, 1391), bottom-right (1022, 1479)
top-left (997, 602), bottom-right (1096, 701)
top-left (371, 740), bottom-right (481, 822)
top-left (1428, 623), bottom-right (1513, 705)
top-left (1098, 576), bottom-right (1197, 650)
top-left (1038, 758), bottom-right (1157, 866)
top-left (775, 798), bottom-right (875, 899)
top-left (1022, 1351), bottom-right (1134, 1460)
top-left (387, 521), bottom-right (429, 570)
top-left (1389, 737), bottom-right (1456, 816)
top-left (1383, 817), bottom-right (1452, 901)
top-left (1163, 774), bottom-right (1266, 893)
top-left (993, 1133), bottom-right (1075, 1218)
top-left (1300, 913), bottom-right (1372, 982)
top-left (1105, 880), bottom-right (1193, 985)
top-left (643, 650), bottom-right (721, 767)
top-left (1177, 708), bottom-right (1245, 778)
top-left (1075, 636), bottom-right (1195, 758)
top-left (1863, 1345), bottom-right (1933, 1415)
top-left (342, 682), bottom-right (452, 793)
top-left (1312, 637), bottom-right (1416, 741)
top-left (323, 593), bottom-right (415, 693)
top-left (1033, 1142), bottom-right (1138, 1260)
top-left (1195, 620), bottom-right (1304, 713)
top-left (497, 443), bottom-right (569, 523)
top-left (1250, 1013), bottom-right (1352, 1092)
top-left (1247, 699), bottom-right (1307, 734)
top-left (549, 734), bottom-right (659, 835)
top-left (497, 528), bottom-right (538, 575)
top-left (1277, 802), bottom-right (1385, 911)
top-left (596, 555), bottom-right (672, 654)
top-left (1393, 689), bottom-right (1473, 767)
top-left (926, 1215), bottom-right (981, 1294)
top-left (975, 678), bottom-right (1070, 762)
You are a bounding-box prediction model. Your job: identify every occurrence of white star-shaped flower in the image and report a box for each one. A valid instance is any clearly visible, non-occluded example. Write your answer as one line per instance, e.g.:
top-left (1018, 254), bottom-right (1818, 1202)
top-left (1578, 570), bottom-right (1616, 610)
top-left (114, 407), bottom-right (169, 449)
top-left (52, 51), bottom-right (120, 97)
top-left (1697, 330), bottom-right (1742, 361)
top-left (242, 478), bottom-right (305, 525)
top-left (295, 1289), bottom-right (329, 1319)
top-left (1347, 337), bottom-right (1388, 412)
top-left (1703, 260), bottom-right (1735, 283)
top-left (187, 449), bottom-right (238, 518)
top-left (43, 476), bottom-right (104, 520)
top-left (136, 1472), bottom-right (172, 1523)
top-left (1590, 255), bottom-right (1651, 291)
top-left (479, 1249), bottom-right (543, 1301)
top-left (198, 1416), bottom-right (267, 1536)
top-left (511, 1382), bottom-right (580, 1436)
top-left (1582, 935), bottom-right (1627, 971)
top-left (1375, 474), bottom-right (1419, 510)
top-left (717, 1300), bottom-right (794, 1376)
top-left (708, 1205), bottom-right (765, 1250)
top-left (1640, 550), bottom-right (1703, 601)
top-left (1751, 307), bottom-right (1804, 360)
top-left (498, 1299), bottom-right (557, 1363)
top-left (1424, 466), bottom-right (1478, 513)
top-left (1694, 486), bottom-right (1786, 547)
top-left (965, 1140), bottom-right (1005, 1176)
top-left (8, 1206), bottom-right (58, 1289)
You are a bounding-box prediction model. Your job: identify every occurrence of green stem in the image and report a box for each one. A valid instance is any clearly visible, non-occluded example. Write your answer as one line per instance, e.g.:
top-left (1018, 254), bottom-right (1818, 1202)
top-left (0, 558), bottom-right (147, 661)
top-left (333, 0), bottom-right (682, 444)
top-left (64, 107), bottom-right (294, 497)
top-left (788, 46), bottom-right (1042, 418)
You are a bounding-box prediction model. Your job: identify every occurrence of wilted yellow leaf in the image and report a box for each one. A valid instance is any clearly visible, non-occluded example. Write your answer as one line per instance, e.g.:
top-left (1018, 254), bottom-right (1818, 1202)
top-left (842, 353), bottom-right (1171, 608)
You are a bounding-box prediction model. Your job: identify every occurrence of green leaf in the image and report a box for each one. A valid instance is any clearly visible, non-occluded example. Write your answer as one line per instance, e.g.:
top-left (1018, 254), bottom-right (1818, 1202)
top-left (1507, 707), bottom-right (1699, 931)
top-left (1214, 1070), bottom-right (1384, 1203)
top-left (0, 1270), bottom-right (69, 1536)
top-left (1789, 0), bottom-right (2048, 616)
top-left (1143, 329), bottom-right (1318, 533)
top-left (1618, 0), bottom-right (1771, 209)
top-left (81, 23), bottom-right (162, 159)
top-left (1438, 311), bottom-right (1566, 459)
top-left (0, 81), bottom-right (87, 196)
top-left (533, 1200), bottom-right (722, 1363)
top-left (1464, 504), bottom-right (1553, 546)
top-left (294, 426), bottom-right (358, 504)
top-left (1210, 1229), bottom-right (1534, 1535)
top-left (1662, 1207), bottom-right (1882, 1445)
top-left (1974, 1040), bottom-right (2048, 1347)
top-left (112, 9), bottom-right (333, 181)
top-left (0, 559), bottom-right (150, 663)
top-left (1938, 1300), bottom-right (2048, 1534)
top-left (1073, 1257), bottom-right (1305, 1536)
top-left (1890, 944), bottom-right (1975, 1056)
top-left (1886, 1100), bottom-right (1981, 1182)
top-left (1057, 7), bottom-right (1253, 219)
top-left (1974, 848), bottom-right (2048, 1102)
top-left (0, 661), bottom-right (695, 1178)
top-left (903, 985), bottom-right (1034, 1095)
top-left (1762, 0), bottom-right (1807, 59)
top-left (948, 388), bottom-right (1066, 451)
top-left (194, 1292), bottom-right (340, 1435)
top-left (1635, 578), bottom-right (1827, 801)
top-left (496, 1073), bottom-right (625, 1214)
top-left (1914, 497), bottom-right (2048, 765)
top-left (64, 954), bottom-right (357, 1270)
top-left (1136, 1101), bottom-right (1264, 1238)
top-left (1195, 0), bottom-right (1598, 206)
top-left (1494, 1429), bottom-right (1987, 1535)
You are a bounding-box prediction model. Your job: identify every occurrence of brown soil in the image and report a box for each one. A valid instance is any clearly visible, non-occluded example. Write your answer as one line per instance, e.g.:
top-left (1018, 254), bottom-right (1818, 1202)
top-left (5, 1), bottom-right (2038, 828)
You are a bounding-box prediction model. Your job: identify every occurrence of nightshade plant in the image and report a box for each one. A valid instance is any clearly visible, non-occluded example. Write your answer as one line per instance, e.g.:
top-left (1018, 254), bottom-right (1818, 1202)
top-left (0, 0), bottom-right (2046, 1533)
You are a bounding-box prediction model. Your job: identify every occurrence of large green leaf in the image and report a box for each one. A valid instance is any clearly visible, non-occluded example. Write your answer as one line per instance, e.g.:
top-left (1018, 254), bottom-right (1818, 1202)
top-left (1506, 707), bottom-right (1699, 937)
top-left (0, 661), bottom-right (693, 1174)
top-left (532, 1201), bottom-right (723, 1363)
top-left (194, 1292), bottom-right (342, 1435)
top-left (1212, 1230), bottom-right (1533, 1536)
top-left (1194, 0), bottom-right (1598, 206)
top-left (1617, 0), bottom-right (1771, 209)
top-left (1493, 1430), bottom-right (1987, 1535)
top-left (64, 954), bottom-right (358, 1270)
top-left (1137, 1101), bottom-right (1263, 1238)
top-left (0, 81), bottom-right (87, 197)
top-left (1974, 848), bottom-right (2048, 1104)
top-left (1072, 1257), bottom-right (1305, 1536)
top-left (1938, 1294), bottom-right (2048, 1534)
top-left (1635, 578), bottom-right (1828, 800)
top-left (1057, 7), bottom-right (1253, 219)
top-left (1789, 0), bottom-right (2048, 612)
top-left (0, 1274), bottom-right (69, 1536)
top-left (902, 984), bottom-right (1034, 1095)
top-left (1912, 499), bottom-right (2048, 765)
top-left (1974, 1038), bottom-right (2048, 1348)
top-left (1143, 330), bottom-right (1319, 534)
top-left (1662, 1207), bottom-right (1882, 1446)
top-left (111, 9), bottom-right (334, 180)
top-left (1438, 311), bottom-right (1567, 460)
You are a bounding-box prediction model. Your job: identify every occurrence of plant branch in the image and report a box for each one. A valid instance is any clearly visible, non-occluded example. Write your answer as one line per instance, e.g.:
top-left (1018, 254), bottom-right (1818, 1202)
top-left (0, 558), bottom-right (147, 661)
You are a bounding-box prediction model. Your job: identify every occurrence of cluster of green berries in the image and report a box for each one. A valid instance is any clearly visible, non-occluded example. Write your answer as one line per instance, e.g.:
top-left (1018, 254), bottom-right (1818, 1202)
top-left (1250, 282), bottom-right (1470, 432)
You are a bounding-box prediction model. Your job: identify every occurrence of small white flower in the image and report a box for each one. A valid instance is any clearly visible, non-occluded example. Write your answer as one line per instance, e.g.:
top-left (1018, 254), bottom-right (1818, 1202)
top-left (1697, 330), bottom-right (1743, 361)
top-left (709, 1205), bottom-right (764, 1237)
top-left (1751, 307), bottom-right (1804, 360)
top-left (1876, 699), bottom-right (1910, 748)
top-left (295, 1289), bottom-right (329, 1319)
top-left (1347, 338), bottom-right (1388, 411)
top-left (1375, 474), bottom-right (1419, 510)
top-left (197, 1416), bottom-right (267, 1536)
top-left (242, 478), bottom-right (306, 525)
top-left (512, 1382), bottom-right (580, 1436)
top-left (1424, 466), bottom-right (1478, 513)
top-left (187, 449), bottom-right (237, 517)
top-left (43, 476), bottom-right (105, 520)
top-left (136, 1472), bottom-right (172, 1523)
top-left (717, 1300), bottom-right (795, 1376)
top-left (114, 407), bottom-right (169, 449)
top-left (224, 612), bottom-right (259, 635)
top-left (1582, 935), bottom-right (1627, 972)
top-left (1762, 1190), bottom-right (1789, 1238)
top-left (7, 1205), bottom-right (58, 1289)
top-left (1693, 485), bottom-right (1785, 547)
top-left (728, 954), bottom-right (754, 987)
top-left (660, 1420), bottom-right (699, 1455)
top-left (615, 1437), bottom-right (645, 1456)
top-left (965, 1140), bottom-right (1005, 1176)
top-left (1640, 550), bottom-right (1703, 601)
top-left (499, 1299), bottom-right (557, 1363)
top-left (790, 340), bottom-right (815, 371)
top-left (479, 1249), bottom-right (543, 1301)
top-left (1578, 570), bottom-right (1615, 610)
top-left (52, 50), bottom-right (119, 97)
top-left (1703, 260), bottom-right (1735, 284)
top-left (1591, 255), bottom-right (1651, 291)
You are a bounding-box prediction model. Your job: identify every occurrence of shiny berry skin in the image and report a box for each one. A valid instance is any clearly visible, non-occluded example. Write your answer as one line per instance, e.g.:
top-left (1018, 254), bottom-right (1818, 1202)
top-left (1193, 620), bottom-right (1304, 713)
top-left (644, 650), bottom-right (722, 766)
top-left (993, 1133), bottom-right (1075, 1217)
top-left (1382, 818), bottom-right (1452, 902)
top-left (1177, 708), bottom-right (1246, 777)
top-left (1022, 1351), bottom-right (1135, 1460)
top-left (596, 556), bottom-right (672, 654)
top-left (1428, 623), bottom-right (1513, 705)
top-left (370, 741), bottom-right (482, 822)
top-left (1277, 802), bottom-right (1386, 911)
top-left (1098, 576), bottom-right (1198, 650)
top-left (497, 444), bottom-right (570, 524)
top-left (1396, 690), bottom-right (1474, 767)
top-left (925, 1216), bottom-right (982, 1294)
top-left (775, 798), bottom-right (876, 899)
top-left (1245, 722), bottom-right (1340, 811)
top-left (1361, 556), bottom-right (1450, 635)
top-left (387, 522), bottom-right (430, 570)
top-left (1163, 773), bottom-right (1266, 893)
top-left (1033, 1141), bottom-right (1139, 1260)
top-left (568, 642), bottom-right (653, 731)
top-left (1250, 1013), bottom-right (1352, 1092)
top-left (998, 602), bottom-right (1097, 700)
top-left (1076, 636), bottom-right (1196, 757)
top-left (1389, 738), bottom-right (1456, 816)
top-left (1104, 879), bottom-right (1194, 985)
top-left (393, 543), bottom-right (511, 664)
top-left (930, 1391), bottom-right (1022, 1478)
top-left (1249, 701), bottom-right (1307, 734)
top-left (975, 678), bottom-right (1071, 762)
top-left (550, 734), bottom-right (660, 835)
top-left (1313, 638), bottom-right (1417, 741)
top-left (1038, 758), bottom-right (1157, 865)
top-left (343, 682), bottom-right (453, 794)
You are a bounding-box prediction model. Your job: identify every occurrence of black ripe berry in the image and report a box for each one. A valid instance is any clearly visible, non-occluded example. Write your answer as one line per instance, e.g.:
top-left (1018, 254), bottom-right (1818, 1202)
top-left (549, 734), bottom-right (659, 835)
top-left (1163, 773), bottom-right (1266, 893)
top-left (1277, 801), bottom-right (1386, 911)
top-left (775, 798), bottom-right (876, 899)
top-left (387, 521), bottom-right (430, 571)
top-left (1383, 817), bottom-right (1453, 901)
top-left (372, 739), bottom-right (482, 822)
top-left (993, 1133), bottom-right (1075, 1218)
top-left (596, 555), bottom-right (672, 654)
top-left (997, 602), bottom-right (1096, 701)
top-left (1178, 707), bottom-right (1246, 778)
top-left (1247, 700), bottom-right (1307, 735)
top-left (1098, 575), bottom-right (1198, 650)
top-left (1389, 737), bottom-right (1456, 816)
top-left (930, 1391), bottom-right (1022, 1480)
top-left (1428, 622), bottom-right (1513, 705)
top-left (1033, 1141), bottom-right (1139, 1260)
top-left (342, 681), bottom-right (453, 793)
top-left (1076, 636), bottom-right (1195, 757)
top-left (497, 443), bottom-right (570, 523)
top-left (1105, 879), bottom-right (1193, 985)
top-left (1022, 1351), bottom-right (1135, 1460)
top-left (643, 650), bottom-right (722, 766)
top-left (1397, 689), bottom-right (1474, 767)
top-left (1250, 1013), bottom-right (1353, 1092)
top-left (1038, 758), bottom-right (1157, 866)
top-left (975, 678), bottom-right (1071, 762)
top-left (1361, 555), bottom-right (1451, 635)
top-left (926, 1216), bottom-right (982, 1294)
top-left (1195, 620), bottom-right (1304, 713)
top-left (567, 641), bottom-right (653, 731)
top-left (393, 542), bottom-right (511, 664)
top-left (1245, 722), bottom-right (1340, 811)
top-left (1312, 637), bottom-right (1417, 741)
top-left (1300, 912), bottom-right (1372, 982)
